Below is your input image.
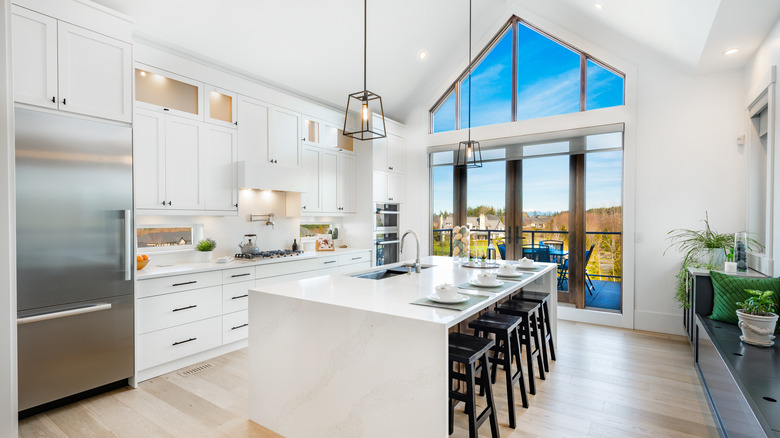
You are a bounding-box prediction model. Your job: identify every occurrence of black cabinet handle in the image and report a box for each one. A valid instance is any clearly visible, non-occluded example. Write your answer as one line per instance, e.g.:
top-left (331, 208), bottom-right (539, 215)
top-left (161, 201), bottom-right (166, 206)
top-left (388, 197), bottom-right (394, 201)
top-left (234, 203), bottom-right (238, 208)
top-left (231, 273), bottom-right (250, 278)
top-left (172, 304), bottom-right (197, 312)
top-left (324, 260), bottom-right (336, 264)
top-left (172, 280), bottom-right (197, 287)
top-left (234, 121), bottom-right (238, 126)
top-left (231, 294), bottom-right (249, 300)
top-left (62, 98), bottom-right (66, 105)
top-left (389, 166), bottom-right (393, 170)
top-left (51, 96), bottom-right (55, 103)
top-left (231, 323), bottom-right (248, 330)
top-left (168, 201), bottom-right (172, 206)
top-left (163, 108), bottom-right (170, 111)
top-left (302, 206), bottom-right (307, 209)
top-left (172, 337), bottom-right (196, 346)
top-left (351, 257), bottom-right (361, 260)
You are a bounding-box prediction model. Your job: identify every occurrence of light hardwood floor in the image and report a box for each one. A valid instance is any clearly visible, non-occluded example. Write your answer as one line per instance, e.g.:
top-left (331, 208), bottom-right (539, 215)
top-left (19, 321), bottom-right (718, 437)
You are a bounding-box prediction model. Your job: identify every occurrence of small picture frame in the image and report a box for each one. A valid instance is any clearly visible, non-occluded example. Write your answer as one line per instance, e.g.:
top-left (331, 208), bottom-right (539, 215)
top-left (315, 234), bottom-right (334, 251)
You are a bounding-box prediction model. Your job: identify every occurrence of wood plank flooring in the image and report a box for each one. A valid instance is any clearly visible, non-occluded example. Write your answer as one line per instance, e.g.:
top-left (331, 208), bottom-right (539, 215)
top-left (19, 321), bottom-right (718, 437)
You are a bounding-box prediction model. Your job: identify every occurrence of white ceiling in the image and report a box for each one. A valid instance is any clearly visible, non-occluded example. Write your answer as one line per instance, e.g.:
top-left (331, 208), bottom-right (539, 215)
top-left (92, 0), bottom-right (780, 122)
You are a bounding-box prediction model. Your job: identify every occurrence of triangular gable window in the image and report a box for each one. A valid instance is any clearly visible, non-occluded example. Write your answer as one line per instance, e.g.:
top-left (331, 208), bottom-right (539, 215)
top-left (431, 16), bottom-right (624, 133)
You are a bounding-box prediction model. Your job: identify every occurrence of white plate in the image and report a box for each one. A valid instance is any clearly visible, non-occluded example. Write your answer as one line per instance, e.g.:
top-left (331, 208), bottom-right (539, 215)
top-left (497, 271), bottom-right (523, 278)
top-left (426, 292), bottom-right (470, 304)
top-left (515, 264), bottom-right (537, 270)
top-left (215, 257), bottom-right (232, 264)
top-left (469, 279), bottom-right (505, 288)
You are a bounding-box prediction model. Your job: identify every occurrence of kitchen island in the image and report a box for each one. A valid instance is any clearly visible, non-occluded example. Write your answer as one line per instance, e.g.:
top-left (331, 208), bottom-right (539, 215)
top-left (248, 256), bottom-right (557, 437)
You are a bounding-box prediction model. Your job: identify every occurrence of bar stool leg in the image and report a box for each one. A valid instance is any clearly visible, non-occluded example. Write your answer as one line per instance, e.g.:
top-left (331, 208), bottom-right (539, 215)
top-left (502, 331), bottom-right (517, 429)
top-left (543, 301), bottom-right (556, 362)
top-left (537, 308), bottom-right (550, 373)
top-left (479, 354), bottom-right (500, 438)
top-left (466, 362), bottom-right (478, 438)
top-left (520, 316), bottom-right (536, 395)
top-left (510, 326), bottom-right (529, 408)
top-left (530, 312), bottom-right (546, 382)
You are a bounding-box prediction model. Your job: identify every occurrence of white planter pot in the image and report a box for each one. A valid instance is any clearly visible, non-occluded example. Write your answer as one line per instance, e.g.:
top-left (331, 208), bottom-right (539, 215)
top-left (736, 309), bottom-right (778, 347)
top-left (194, 251), bottom-right (213, 263)
top-left (697, 248), bottom-right (725, 267)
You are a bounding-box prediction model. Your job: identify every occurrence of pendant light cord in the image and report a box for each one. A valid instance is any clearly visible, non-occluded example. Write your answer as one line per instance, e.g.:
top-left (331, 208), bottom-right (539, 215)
top-left (467, 0), bottom-right (472, 142)
top-left (364, 0), bottom-right (367, 94)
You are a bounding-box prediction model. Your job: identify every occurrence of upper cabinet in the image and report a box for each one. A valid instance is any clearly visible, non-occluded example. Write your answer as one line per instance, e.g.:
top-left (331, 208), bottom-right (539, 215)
top-left (135, 66), bottom-right (203, 120)
top-left (269, 106), bottom-right (302, 167)
top-left (372, 133), bottom-right (405, 173)
top-left (301, 116), bottom-right (353, 153)
top-left (205, 85), bottom-right (237, 128)
top-left (11, 5), bottom-right (132, 123)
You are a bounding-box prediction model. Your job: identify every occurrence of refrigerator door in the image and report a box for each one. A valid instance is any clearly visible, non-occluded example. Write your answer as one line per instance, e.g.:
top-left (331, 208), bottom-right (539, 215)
top-left (17, 294), bottom-right (134, 411)
top-left (15, 108), bottom-right (133, 312)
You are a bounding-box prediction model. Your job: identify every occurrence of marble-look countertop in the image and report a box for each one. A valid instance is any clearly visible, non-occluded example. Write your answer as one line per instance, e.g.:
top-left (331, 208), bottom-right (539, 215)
top-left (251, 255), bottom-right (556, 328)
top-left (136, 247), bottom-right (370, 280)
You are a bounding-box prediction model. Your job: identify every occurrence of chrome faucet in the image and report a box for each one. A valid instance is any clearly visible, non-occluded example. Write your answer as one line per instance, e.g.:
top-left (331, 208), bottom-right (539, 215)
top-left (400, 230), bottom-right (421, 273)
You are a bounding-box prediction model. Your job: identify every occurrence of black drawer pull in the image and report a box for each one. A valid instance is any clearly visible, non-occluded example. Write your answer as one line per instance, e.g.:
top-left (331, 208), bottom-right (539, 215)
top-left (324, 260), bottom-right (337, 264)
top-left (172, 337), bottom-right (196, 346)
top-left (231, 273), bottom-right (251, 278)
top-left (231, 323), bottom-right (248, 330)
top-left (231, 294), bottom-right (249, 300)
top-left (172, 305), bottom-right (197, 312)
top-left (352, 257), bottom-right (361, 260)
top-left (172, 280), bottom-right (197, 287)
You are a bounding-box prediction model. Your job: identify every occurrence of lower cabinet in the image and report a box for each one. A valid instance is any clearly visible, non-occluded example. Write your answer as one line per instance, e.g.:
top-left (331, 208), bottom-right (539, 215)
top-left (137, 317), bottom-right (222, 371)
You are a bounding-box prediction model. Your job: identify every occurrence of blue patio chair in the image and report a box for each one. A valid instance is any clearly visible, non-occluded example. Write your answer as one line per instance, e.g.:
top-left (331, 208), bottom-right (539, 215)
top-left (557, 244), bottom-right (596, 294)
top-left (532, 246), bottom-right (551, 263)
top-left (498, 243), bottom-right (506, 260)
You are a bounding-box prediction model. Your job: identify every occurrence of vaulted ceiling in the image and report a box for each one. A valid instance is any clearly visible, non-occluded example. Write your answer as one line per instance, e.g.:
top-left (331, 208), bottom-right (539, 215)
top-left (93, 0), bottom-right (780, 123)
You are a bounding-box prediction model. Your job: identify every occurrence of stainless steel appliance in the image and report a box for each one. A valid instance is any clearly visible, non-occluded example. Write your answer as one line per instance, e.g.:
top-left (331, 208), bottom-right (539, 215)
top-left (15, 108), bottom-right (134, 414)
top-left (234, 249), bottom-right (305, 260)
top-left (374, 203), bottom-right (400, 266)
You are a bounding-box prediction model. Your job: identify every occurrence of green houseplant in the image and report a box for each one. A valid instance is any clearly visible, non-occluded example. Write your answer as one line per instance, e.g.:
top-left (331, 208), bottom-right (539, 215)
top-left (195, 238), bottom-right (216, 262)
top-left (736, 290), bottom-right (778, 346)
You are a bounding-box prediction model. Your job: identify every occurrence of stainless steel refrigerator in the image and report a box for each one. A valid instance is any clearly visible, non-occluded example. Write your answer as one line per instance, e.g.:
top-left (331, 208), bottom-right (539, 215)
top-left (15, 108), bottom-right (134, 413)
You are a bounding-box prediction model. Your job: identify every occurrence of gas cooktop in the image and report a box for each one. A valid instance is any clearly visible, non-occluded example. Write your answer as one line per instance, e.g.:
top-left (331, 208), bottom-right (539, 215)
top-left (234, 249), bottom-right (305, 260)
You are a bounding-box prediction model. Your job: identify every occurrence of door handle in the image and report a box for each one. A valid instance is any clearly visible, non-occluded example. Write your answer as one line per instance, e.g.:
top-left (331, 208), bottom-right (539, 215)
top-left (231, 294), bottom-right (249, 300)
top-left (17, 303), bottom-right (112, 325)
top-left (230, 273), bottom-right (251, 278)
top-left (515, 226), bottom-right (520, 244)
top-left (124, 210), bottom-right (132, 281)
top-left (172, 337), bottom-right (196, 346)
top-left (172, 305), bottom-right (197, 312)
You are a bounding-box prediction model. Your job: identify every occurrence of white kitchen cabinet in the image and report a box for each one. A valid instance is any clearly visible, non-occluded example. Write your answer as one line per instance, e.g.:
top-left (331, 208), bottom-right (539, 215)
top-left (165, 116), bottom-right (205, 210)
top-left (373, 170), bottom-right (403, 203)
top-left (135, 65), bottom-right (203, 121)
top-left (205, 85), bottom-right (237, 128)
top-left (204, 124), bottom-right (238, 212)
top-left (237, 95), bottom-right (269, 163)
top-left (321, 149), bottom-right (339, 212)
top-left (302, 117), bottom-right (342, 150)
top-left (301, 146), bottom-right (321, 212)
top-left (269, 106), bottom-right (301, 167)
top-left (11, 6), bottom-right (132, 123)
top-left (134, 109), bottom-right (166, 210)
top-left (321, 122), bottom-right (340, 149)
top-left (11, 6), bottom-right (57, 110)
top-left (372, 133), bottom-right (405, 173)
top-left (338, 152), bottom-right (356, 213)
top-left (302, 118), bottom-right (319, 146)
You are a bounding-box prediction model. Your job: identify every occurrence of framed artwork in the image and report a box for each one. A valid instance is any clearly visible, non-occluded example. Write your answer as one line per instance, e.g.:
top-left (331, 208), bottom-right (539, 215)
top-left (316, 234), bottom-right (334, 251)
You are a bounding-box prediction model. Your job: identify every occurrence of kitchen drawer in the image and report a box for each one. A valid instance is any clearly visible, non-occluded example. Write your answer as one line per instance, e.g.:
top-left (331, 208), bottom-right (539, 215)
top-left (137, 271), bottom-right (222, 298)
top-left (339, 261), bottom-right (371, 274)
top-left (338, 251), bottom-right (370, 266)
top-left (137, 286), bottom-right (222, 334)
top-left (222, 266), bottom-right (255, 284)
top-left (318, 256), bottom-right (339, 269)
top-left (223, 280), bottom-right (252, 314)
top-left (255, 270), bottom-right (320, 289)
top-left (256, 258), bottom-right (318, 278)
top-left (137, 316), bottom-right (222, 370)
top-left (318, 266), bottom-right (339, 276)
top-left (223, 310), bottom-right (248, 344)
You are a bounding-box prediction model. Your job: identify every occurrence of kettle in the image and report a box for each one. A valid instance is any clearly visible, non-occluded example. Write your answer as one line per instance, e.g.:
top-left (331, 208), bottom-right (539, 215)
top-left (239, 234), bottom-right (260, 255)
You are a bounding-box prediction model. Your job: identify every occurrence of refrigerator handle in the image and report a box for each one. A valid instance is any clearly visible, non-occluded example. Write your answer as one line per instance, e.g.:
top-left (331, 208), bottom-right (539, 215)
top-left (124, 210), bottom-right (132, 281)
top-left (17, 303), bottom-right (112, 325)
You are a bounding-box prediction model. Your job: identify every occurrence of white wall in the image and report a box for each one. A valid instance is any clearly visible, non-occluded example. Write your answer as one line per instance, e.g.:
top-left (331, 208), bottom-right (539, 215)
top-left (745, 17), bottom-right (780, 277)
top-left (402, 2), bottom-right (748, 335)
top-left (0, 0), bottom-right (17, 432)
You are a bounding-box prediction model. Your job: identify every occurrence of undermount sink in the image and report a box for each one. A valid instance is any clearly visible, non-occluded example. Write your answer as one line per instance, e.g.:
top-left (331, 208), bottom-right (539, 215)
top-left (351, 264), bottom-right (433, 280)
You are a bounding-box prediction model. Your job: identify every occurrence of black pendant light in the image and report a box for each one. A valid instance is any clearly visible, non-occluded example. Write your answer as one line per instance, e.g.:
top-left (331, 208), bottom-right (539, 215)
top-left (456, 0), bottom-right (482, 168)
top-left (343, 0), bottom-right (386, 141)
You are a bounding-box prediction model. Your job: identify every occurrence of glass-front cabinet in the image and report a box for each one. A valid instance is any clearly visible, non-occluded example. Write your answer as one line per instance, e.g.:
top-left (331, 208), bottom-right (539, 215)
top-left (205, 85), bottom-right (237, 128)
top-left (135, 65), bottom-right (203, 120)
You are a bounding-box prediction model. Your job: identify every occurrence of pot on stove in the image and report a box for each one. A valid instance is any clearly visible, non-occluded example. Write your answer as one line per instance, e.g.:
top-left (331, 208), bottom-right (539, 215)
top-left (238, 234), bottom-right (260, 255)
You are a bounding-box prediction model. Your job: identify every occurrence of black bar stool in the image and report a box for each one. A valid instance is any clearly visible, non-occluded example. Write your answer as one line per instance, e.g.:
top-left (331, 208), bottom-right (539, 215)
top-left (468, 312), bottom-right (528, 429)
top-left (494, 300), bottom-right (545, 394)
top-left (513, 291), bottom-right (556, 372)
top-left (449, 332), bottom-right (500, 438)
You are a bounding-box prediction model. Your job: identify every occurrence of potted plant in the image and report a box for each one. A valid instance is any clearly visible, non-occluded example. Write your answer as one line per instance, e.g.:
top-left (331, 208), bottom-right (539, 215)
top-left (195, 238), bottom-right (216, 262)
top-left (736, 289), bottom-right (778, 347)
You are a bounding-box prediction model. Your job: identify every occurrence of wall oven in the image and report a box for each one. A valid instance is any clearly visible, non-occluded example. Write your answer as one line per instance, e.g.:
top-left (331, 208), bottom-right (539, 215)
top-left (374, 203), bottom-right (399, 266)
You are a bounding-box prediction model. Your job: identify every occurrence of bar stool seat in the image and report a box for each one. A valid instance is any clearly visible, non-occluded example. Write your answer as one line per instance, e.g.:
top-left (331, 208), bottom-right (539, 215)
top-left (449, 332), bottom-right (500, 438)
top-left (469, 312), bottom-right (528, 429)
top-left (513, 291), bottom-right (556, 372)
top-left (494, 299), bottom-right (545, 394)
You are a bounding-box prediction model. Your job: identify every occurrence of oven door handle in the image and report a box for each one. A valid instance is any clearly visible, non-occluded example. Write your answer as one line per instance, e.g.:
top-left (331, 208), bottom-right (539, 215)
top-left (375, 240), bottom-right (400, 245)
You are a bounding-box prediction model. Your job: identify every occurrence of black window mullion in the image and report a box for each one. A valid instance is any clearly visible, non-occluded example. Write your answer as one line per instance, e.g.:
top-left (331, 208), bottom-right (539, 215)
top-left (511, 17), bottom-right (519, 122)
top-left (580, 54), bottom-right (587, 112)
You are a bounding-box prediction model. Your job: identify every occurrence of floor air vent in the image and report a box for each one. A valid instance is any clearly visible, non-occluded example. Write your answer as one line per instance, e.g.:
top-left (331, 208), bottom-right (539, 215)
top-left (177, 363), bottom-right (213, 377)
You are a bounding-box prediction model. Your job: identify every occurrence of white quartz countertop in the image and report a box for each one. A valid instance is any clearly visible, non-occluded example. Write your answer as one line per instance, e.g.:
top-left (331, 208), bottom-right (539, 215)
top-left (136, 247), bottom-right (370, 280)
top-left (250, 256), bottom-right (556, 328)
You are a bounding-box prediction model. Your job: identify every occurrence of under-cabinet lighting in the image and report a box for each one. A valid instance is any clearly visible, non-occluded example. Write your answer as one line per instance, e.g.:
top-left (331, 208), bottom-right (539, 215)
top-left (140, 70), bottom-right (147, 77)
top-left (418, 50), bottom-right (428, 60)
top-left (723, 48), bottom-right (739, 56)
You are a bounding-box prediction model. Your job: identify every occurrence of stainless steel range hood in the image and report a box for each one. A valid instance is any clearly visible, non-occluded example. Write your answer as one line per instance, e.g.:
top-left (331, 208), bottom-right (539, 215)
top-left (238, 160), bottom-right (306, 192)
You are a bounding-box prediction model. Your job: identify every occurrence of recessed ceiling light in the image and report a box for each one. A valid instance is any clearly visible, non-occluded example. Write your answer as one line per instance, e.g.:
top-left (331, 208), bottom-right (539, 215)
top-left (594, 3), bottom-right (603, 10)
top-left (418, 50), bottom-right (428, 61)
top-left (723, 48), bottom-right (739, 56)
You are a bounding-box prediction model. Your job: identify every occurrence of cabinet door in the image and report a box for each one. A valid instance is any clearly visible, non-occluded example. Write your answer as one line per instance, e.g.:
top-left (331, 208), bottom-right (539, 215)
top-left (387, 134), bottom-right (405, 173)
top-left (321, 123), bottom-right (339, 149)
top-left (134, 109), bottom-right (167, 209)
top-left (237, 95), bottom-right (270, 163)
top-left (57, 22), bottom-right (132, 122)
top-left (339, 152), bottom-right (356, 212)
top-left (372, 136), bottom-right (388, 171)
top-left (302, 118), bottom-right (319, 146)
top-left (11, 6), bottom-right (58, 109)
top-left (321, 150), bottom-right (339, 212)
top-left (301, 146), bottom-right (320, 212)
top-left (204, 124), bottom-right (238, 211)
top-left (387, 172), bottom-right (403, 203)
top-left (205, 85), bottom-right (237, 128)
top-left (165, 116), bottom-right (204, 210)
top-left (269, 107), bottom-right (301, 167)
top-left (373, 171), bottom-right (388, 203)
